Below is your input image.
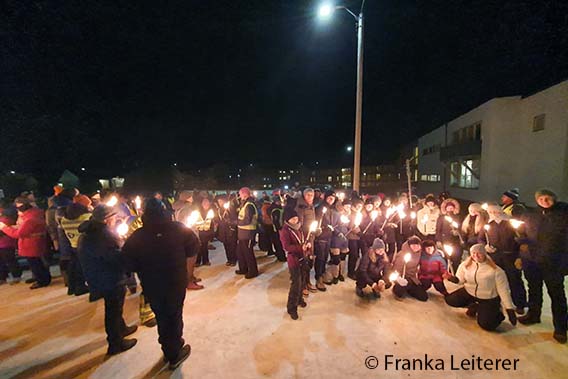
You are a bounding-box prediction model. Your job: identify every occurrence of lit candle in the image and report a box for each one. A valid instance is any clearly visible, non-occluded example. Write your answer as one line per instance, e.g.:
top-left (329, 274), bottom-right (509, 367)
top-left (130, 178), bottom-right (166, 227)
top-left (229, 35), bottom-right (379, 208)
top-left (510, 219), bottom-right (524, 229)
top-left (253, 191), bottom-right (258, 197)
top-left (362, 210), bottom-right (379, 234)
top-left (223, 202), bottom-right (230, 210)
top-left (389, 271), bottom-right (399, 284)
top-left (116, 222), bottom-right (128, 237)
top-left (186, 210), bottom-right (200, 228)
top-left (484, 224), bottom-right (491, 245)
top-left (134, 196), bottom-right (142, 211)
top-left (306, 220), bottom-right (319, 241)
top-left (410, 211), bottom-right (416, 220)
top-left (443, 244), bottom-right (455, 275)
top-left (106, 195), bottom-right (118, 207)
top-left (206, 209), bottom-right (215, 219)
top-left (402, 252), bottom-right (411, 278)
top-left (318, 207), bottom-right (327, 228)
top-left (340, 215), bottom-right (350, 224)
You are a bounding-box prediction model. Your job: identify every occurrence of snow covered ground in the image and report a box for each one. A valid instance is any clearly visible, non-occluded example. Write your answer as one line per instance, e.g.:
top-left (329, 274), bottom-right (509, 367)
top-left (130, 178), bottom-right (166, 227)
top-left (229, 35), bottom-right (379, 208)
top-left (1, 241), bottom-right (567, 379)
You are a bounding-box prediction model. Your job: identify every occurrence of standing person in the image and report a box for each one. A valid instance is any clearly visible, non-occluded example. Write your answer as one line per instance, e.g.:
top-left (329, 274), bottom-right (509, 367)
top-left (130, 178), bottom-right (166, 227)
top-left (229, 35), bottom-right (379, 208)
top-left (418, 240), bottom-right (449, 297)
top-left (517, 189), bottom-right (568, 343)
top-left (394, 195), bottom-right (413, 250)
top-left (215, 195), bottom-right (238, 266)
top-left (313, 191), bottom-right (336, 291)
top-left (122, 199), bottom-right (198, 370)
top-left (259, 195), bottom-right (274, 255)
top-left (445, 244), bottom-right (517, 331)
top-left (501, 188), bottom-right (525, 217)
top-left (461, 203), bottom-right (488, 252)
top-left (346, 199), bottom-right (364, 280)
top-left (77, 206), bottom-right (137, 355)
top-left (324, 201), bottom-right (349, 285)
top-left (268, 196), bottom-right (286, 262)
top-left (390, 236), bottom-right (427, 301)
top-left (195, 197), bottom-right (215, 266)
top-left (60, 195), bottom-right (93, 296)
top-left (355, 238), bottom-right (390, 299)
top-left (236, 187), bottom-right (259, 279)
top-left (45, 185), bottom-right (64, 254)
top-left (0, 197), bottom-right (51, 289)
top-left (279, 208), bottom-right (309, 320)
top-left (436, 198), bottom-right (462, 273)
top-left (173, 191), bottom-right (194, 223)
top-left (416, 195), bottom-right (440, 240)
top-left (0, 205), bottom-right (21, 284)
top-left (480, 204), bottom-right (527, 314)
top-left (294, 188), bottom-right (317, 291)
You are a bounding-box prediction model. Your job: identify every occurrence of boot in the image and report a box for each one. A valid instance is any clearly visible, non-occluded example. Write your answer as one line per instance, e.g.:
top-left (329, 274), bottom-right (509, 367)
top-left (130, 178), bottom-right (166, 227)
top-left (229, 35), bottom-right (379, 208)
top-left (322, 270), bottom-right (334, 285)
top-left (518, 310), bottom-right (541, 325)
top-left (169, 344), bottom-right (191, 370)
top-left (465, 303), bottom-right (478, 318)
top-left (316, 277), bottom-right (327, 292)
top-left (307, 281), bottom-right (317, 292)
top-left (356, 287), bottom-right (364, 298)
top-left (288, 309), bottom-right (299, 320)
top-left (553, 331), bottom-right (567, 344)
top-left (107, 338), bottom-right (137, 355)
top-left (123, 324), bottom-right (138, 336)
top-left (338, 261), bottom-right (346, 282)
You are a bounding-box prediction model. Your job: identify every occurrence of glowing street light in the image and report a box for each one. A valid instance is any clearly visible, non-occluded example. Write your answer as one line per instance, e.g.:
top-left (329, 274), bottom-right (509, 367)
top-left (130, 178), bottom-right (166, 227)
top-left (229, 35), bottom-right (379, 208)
top-left (346, 145), bottom-right (353, 152)
top-left (318, 3), bottom-right (335, 18)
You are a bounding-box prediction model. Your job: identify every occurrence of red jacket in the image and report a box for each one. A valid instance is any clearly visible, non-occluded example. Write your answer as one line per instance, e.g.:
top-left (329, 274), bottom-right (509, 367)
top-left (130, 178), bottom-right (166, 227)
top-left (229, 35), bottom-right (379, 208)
top-left (279, 223), bottom-right (306, 269)
top-left (1, 208), bottom-right (47, 257)
top-left (0, 214), bottom-right (17, 249)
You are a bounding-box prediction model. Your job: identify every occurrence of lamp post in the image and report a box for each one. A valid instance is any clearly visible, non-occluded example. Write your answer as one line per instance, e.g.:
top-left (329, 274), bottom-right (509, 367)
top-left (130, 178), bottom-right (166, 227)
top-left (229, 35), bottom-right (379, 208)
top-left (318, 1), bottom-right (365, 192)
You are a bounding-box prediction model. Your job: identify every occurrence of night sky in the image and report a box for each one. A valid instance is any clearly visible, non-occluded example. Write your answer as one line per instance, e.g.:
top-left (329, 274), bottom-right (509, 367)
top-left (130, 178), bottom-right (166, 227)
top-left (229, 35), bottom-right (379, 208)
top-left (2, 0), bottom-right (568, 182)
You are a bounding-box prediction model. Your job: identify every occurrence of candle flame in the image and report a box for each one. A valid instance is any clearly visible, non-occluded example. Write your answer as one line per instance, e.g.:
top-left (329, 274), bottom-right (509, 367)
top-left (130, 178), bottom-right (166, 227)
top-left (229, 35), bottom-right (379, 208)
top-left (370, 210), bottom-right (378, 221)
top-left (354, 212), bottom-right (363, 227)
top-left (116, 222), bottom-right (128, 237)
top-left (340, 215), bottom-right (350, 224)
top-left (106, 196), bottom-right (118, 207)
top-left (309, 220), bottom-right (318, 232)
top-left (322, 207), bottom-right (327, 214)
top-left (404, 252), bottom-right (411, 263)
top-left (186, 211), bottom-right (200, 227)
top-left (484, 224), bottom-right (490, 231)
top-left (134, 196), bottom-right (142, 210)
top-left (444, 244), bottom-right (454, 256)
top-left (510, 219), bottom-right (524, 229)
top-left (410, 211), bottom-right (416, 219)
top-left (223, 202), bottom-right (230, 210)
top-left (206, 209), bottom-right (215, 219)
top-left (389, 271), bottom-right (399, 282)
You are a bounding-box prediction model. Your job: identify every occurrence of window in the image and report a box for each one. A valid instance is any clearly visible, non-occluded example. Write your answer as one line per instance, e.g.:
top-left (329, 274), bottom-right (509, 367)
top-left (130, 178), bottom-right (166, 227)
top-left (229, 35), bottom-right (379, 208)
top-left (450, 160), bottom-right (480, 189)
top-left (420, 174), bottom-right (441, 183)
top-left (533, 114), bottom-right (545, 132)
top-left (452, 122), bottom-right (482, 144)
top-left (327, 176), bottom-right (333, 183)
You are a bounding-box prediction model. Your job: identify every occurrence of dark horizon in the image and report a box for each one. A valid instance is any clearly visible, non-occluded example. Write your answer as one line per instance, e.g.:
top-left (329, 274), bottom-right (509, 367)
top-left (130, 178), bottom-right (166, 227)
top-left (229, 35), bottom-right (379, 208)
top-left (3, 0), bottom-right (568, 185)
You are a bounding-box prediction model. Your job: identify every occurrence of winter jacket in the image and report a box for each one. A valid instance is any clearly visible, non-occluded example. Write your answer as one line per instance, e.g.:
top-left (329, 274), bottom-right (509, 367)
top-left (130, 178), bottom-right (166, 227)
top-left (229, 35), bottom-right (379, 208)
top-left (419, 251), bottom-right (448, 283)
top-left (479, 219), bottom-right (518, 254)
top-left (77, 220), bottom-right (125, 293)
top-left (461, 213), bottom-right (488, 246)
top-left (237, 198), bottom-right (258, 240)
top-left (314, 202), bottom-right (333, 241)
top-left (391, 241), bottom-right (422, 285)
top-left (1, 208), bottom-right (47, 258)
top-left (416, 206), bottom-right (440, 236)
top-left (279, 223), bottom-right (306, 269)
top-left (0, 213), bottom-right (17, 249)
top-left (502, 201), bottom-right (526, 218)
top-left (436, 213), bottom-right (462, 244)
top-left (217, 203), bottom-right (238, 244)
top-left (454, 259), bottom-right (514, 309)
top-left (270, 204), bottom-right (284, 232)
top-left (330, 209), bottom-right (349, 252)
top-left (359, 211), bottom-right (385, 247)
top-left (60, 203), bottom-right (92, 249)
top-left (294, 197), bottom-right (316, 236)
top-left (356, 251), bottom-right (389, 288)
top-left (122, 219), bottom-right (200, 298)
top-left (518, 202), bottom-right (568, 270)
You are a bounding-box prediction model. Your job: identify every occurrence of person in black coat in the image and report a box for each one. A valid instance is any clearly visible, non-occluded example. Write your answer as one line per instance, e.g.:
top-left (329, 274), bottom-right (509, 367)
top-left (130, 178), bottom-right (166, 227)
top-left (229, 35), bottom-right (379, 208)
top-left (77, 206), bottom-right (137, 355)
top-left (122, 199), bottom-right (199, 370)
top-left (355, 238), bottom-right (391, 298)
top-left (215, 195), bottom-right (238, 266)
top-left (517, 189), bottom-right (568, 344)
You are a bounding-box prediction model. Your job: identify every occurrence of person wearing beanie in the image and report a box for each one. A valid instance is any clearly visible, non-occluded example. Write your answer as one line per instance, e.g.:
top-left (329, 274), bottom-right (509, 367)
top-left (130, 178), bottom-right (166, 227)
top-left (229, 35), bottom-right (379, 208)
top-left (445, 244), bottom-right (517, 331)
top-left (355, 238), bottom-right (391, 298)
top-left (236, 187), bottom-right (259, 279)
top-left (516, 189), bottom-right (568, 343)
top-left (390, 236), bottom-right (427, 301)
top-left (436, 198), bottom-right (462, 273)
top-left (418, 240), bottom-right (449, 297)
top-left (0, 197), bottom-right (51, 289)
top-left (279, 207), bottom-right (309, 320)
top-left (501, 188), bottom-right (525, 217)
top-left (77, 205), bottom-right (138, 355)
top-left (215, 195), bottom-right (239, 266)
top-left (313, 191), bottom-right (336, 291)
top-left (480, 204), bottom-right (527, 314)
top-left (294, 187), bottom-right (317, 291)
top-left (323, 200), bottom-right (350, 285)
top-left (416, 195), bottom-right (440, 240)
top-left (122, 199), bottom-right (198, 369)
top-left (60, 200), bottom-right (93, 296)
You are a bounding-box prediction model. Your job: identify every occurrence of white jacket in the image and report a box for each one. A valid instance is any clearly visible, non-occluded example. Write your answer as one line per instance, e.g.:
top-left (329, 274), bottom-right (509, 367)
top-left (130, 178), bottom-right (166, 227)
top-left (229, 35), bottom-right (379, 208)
top-left (454, 260), bottom-right (514, 309)
top-left (416, 206), bottom-right (440, 236)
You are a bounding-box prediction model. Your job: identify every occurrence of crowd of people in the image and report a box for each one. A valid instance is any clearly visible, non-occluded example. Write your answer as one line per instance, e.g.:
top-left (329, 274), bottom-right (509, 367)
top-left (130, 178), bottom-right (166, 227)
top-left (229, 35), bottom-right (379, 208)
top-left (0, 183), bottom-right (566, 370)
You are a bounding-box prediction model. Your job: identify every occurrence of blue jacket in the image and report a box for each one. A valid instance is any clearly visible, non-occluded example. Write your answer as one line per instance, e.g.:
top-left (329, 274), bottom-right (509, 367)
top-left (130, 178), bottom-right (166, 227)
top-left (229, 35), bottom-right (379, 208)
top-left (77, 220), bottom-right (125, 293)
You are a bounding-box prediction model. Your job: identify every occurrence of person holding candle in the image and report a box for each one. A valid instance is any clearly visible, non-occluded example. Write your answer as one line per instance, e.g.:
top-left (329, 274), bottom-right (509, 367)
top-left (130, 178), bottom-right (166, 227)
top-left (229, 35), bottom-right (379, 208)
top-left (418, 240), bottom-right (449, 297)
top-left (360, 198), bottom-right (384, 249)
top-left (394, 194), bottom-right (413, 250)
top-left (215, 195), bottom-right (239, 266)
top-left (355, 238), bottom-right (391, 298)
top-left (516, 189), bottom-right (568, 343)
top-left (391, 236), bottom-right (427, 301)
top-left (347, 199), bottom-right (364, 280)
top-left (294, 188), bottom-right (317, 291)
top-left (236, 187), bottom-right (259, 279)
top-left (500, 188), bottom-right (526, 218)
top-left (194, 197), bottom-right (215, 266)
top-left (279, 208), bottom-right (309, 320)
top-left (436, 198), bottom-right (462, 273)
top-left (324, 201), bottom-right (350, 285)
top-left (479, 204), bottom-right (527, 314)
top-left (314, 190), bottom-right (337, 291)
top-left (416, 195), bottom-right (440, 240)
top-left (444, 244), bottom-right (517, 331)
top-left (461, 203), bottom-right (489, 252)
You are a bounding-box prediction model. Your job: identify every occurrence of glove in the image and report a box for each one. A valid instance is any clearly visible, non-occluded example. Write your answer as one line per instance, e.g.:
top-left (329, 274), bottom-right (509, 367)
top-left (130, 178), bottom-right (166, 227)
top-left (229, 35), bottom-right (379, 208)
top-left (395, 277), bottom-right (408, 287)
top-left (506, 309), bottom-right (517, 326)
top-left (514, 258), bottom-right (523, 270)
top-left (338, 233), bottom-right (346, 240)
top-left (362, 285), bottom-right (374, 295)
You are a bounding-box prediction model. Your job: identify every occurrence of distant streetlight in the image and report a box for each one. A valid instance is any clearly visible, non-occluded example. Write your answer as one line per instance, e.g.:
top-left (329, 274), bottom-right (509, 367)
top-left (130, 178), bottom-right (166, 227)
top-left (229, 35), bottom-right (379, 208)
top-left (81, 167), bottom-right (86, 171)
top-left (173, 162), bottom-right (177, 167)
top-left (346, 145), bottom-right (353, 152)
top-left (10, 170), bottom-right (16, 174)
top-left (318, 1), bottom-right (366, 192)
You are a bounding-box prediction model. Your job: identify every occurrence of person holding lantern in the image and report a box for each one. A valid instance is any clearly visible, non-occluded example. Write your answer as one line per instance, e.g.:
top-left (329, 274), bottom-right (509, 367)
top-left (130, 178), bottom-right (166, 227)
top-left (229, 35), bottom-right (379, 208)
top-left (517, 189), bottom-right (568, 343)
top-left (279, 208), bottom-right (309, 320)
top-left (355, 238), bottom-right (391, 299)
top-left (444, 244), bottom-right (517, 331)
top-left (418, 240), bottom-right (449, 297)
top-left (391, 236), bottom-right (427, 301)
top-left (479, 204), bottom-right (527, 314)
top-left (436, 198), bottom-right (462, 273)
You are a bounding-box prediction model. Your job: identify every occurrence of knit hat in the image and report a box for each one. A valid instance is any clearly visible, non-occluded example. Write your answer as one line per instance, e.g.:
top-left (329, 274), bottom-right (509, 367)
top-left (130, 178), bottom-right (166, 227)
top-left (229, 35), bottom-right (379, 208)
top-left (91, 205), bottom-right (116, 222)
top-left (73, 194), bottom-right (92, 209)
top-left (425, 195), bottom-right (436, 205)
top-left (371, 238), bottom-right (385, 250)
top-left (534, 188), bottom-right (557, 201)
top-left (323, 190), bottom-right (336, 200)
top-left (421, 239), bottom-right (436, 249)
top-left (503, 188), bottom-right (520, 201)
top-left (283, 207), bottom-right (298, 222)
top-left (470, 243), bottom-right (487, 255)
top-left (407, 236), bottom-right (422, 246)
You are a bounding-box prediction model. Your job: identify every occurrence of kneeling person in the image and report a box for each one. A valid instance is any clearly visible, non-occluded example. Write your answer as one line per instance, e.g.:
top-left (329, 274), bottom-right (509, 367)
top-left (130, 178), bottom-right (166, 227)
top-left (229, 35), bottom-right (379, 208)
top-left (356, 238), bottom-right (390, 298)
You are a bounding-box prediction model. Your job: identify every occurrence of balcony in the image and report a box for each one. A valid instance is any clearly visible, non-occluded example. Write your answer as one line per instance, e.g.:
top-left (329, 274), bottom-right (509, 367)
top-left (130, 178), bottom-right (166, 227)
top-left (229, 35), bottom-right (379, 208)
top-left (440, 140), bottom-right (482, 161)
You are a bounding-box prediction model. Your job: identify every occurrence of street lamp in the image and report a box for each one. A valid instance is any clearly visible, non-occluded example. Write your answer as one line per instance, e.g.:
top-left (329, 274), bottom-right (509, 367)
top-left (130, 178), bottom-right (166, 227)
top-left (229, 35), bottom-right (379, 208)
top-left (318, 1), bottom-right (365, 192)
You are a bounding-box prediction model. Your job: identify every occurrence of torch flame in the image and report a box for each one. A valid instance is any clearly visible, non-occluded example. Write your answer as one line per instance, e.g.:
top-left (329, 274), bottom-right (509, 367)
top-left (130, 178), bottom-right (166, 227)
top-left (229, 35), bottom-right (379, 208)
top-left (116, 222), bottom-right (128, 237)
top-left (389, 271), bottom-right (399, 282)
top-left (404, 252), bottom-right (411, 263)
top-left (340, 215), bottom-right (350, 224)
top-left (106, 196), bottom-right (118, 207)
top-left (370, 210), bottom-right (378, 221)
top-left (410, 211), bottom-right (416, 220)
top-left (206, 209), bottom-right (215, 219)
top-left (310, 221), bottom-right (319, 232)
top-left (484, 224), bottom-right (490, 231)
top-left (186, 211), bottom-right (200, 227)
top-left (510, 219), bottom-right (524, 229)
top-left (322, 207), bottom-right (328, 214)
top-left (444, 244), bottom-right (454, 256)
top-left (134, 196), bottom-right (142, 210)
top-left (223, 202), bottom-right (230, 210)
top-left (354, 212), bottom-right (363, 227)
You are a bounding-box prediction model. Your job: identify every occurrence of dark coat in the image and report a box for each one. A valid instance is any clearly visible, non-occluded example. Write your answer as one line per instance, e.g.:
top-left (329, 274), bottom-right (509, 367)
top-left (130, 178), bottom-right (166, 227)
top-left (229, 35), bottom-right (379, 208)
top-left (436, 214), bottom-right (462, 245)
top-left (279, 223), bottom-right (306, 269)
top-left (216, 203), bottom-right (237, 244)
top-left (479, 219), bottom-right (518, 254)
top-left (356, 251), bottom-right (389, 288)
top-left (294, 197), bottom-right (316, 236)
top-left (122, 219), bottom-right (200, 298)
top-left (77, 220), bottom-right (125, 293)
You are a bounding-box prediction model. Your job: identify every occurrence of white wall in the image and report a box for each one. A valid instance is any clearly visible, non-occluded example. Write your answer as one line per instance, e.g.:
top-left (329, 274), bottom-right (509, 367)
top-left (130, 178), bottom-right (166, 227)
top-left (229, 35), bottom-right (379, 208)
top-left (417, 126), bottom-right (446, 196)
